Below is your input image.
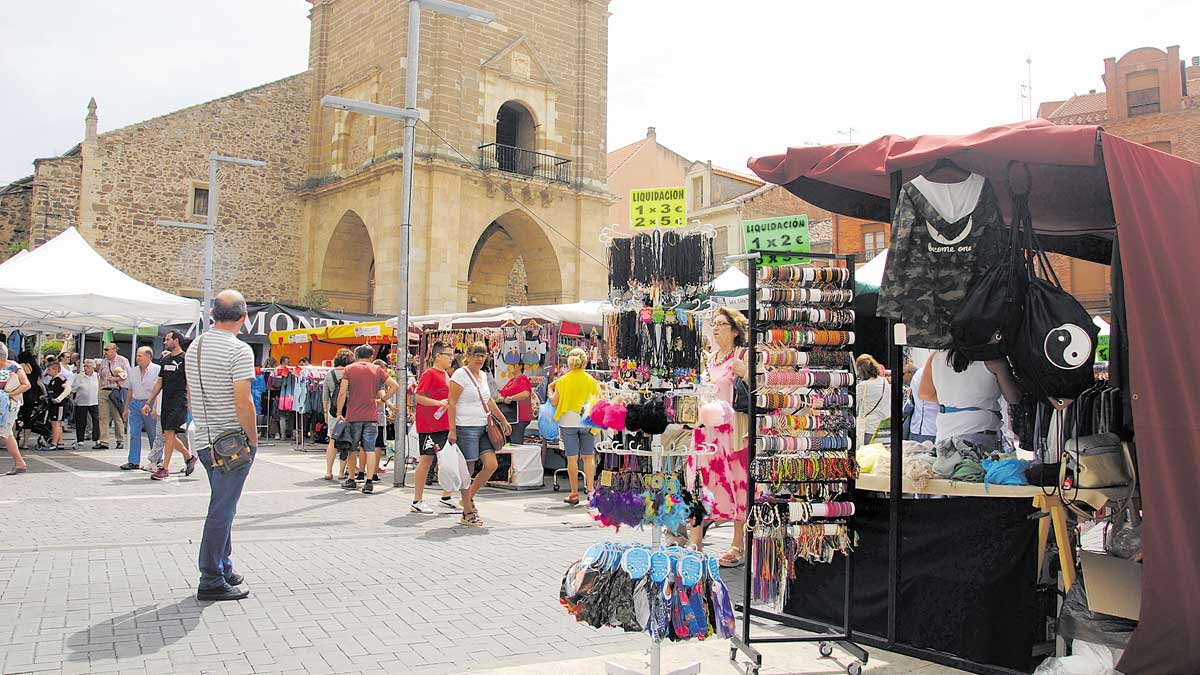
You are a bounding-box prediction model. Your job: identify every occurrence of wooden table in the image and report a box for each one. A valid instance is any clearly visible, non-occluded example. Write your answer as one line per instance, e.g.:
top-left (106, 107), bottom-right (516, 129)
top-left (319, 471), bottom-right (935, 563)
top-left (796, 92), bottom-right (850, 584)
top-left (856, 473), bottom-right (1125, 590)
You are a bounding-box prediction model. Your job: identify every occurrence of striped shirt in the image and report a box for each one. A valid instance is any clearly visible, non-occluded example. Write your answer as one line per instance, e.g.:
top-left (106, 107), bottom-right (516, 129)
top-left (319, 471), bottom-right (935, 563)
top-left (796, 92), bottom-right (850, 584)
top-left (185, 327), bottom-right (254, 447)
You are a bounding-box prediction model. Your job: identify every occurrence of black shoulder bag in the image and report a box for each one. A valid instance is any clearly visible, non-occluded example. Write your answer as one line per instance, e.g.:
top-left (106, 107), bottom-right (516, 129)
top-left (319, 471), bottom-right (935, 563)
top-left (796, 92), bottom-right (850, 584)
top-left (196, 334), bottom-right (253, 474)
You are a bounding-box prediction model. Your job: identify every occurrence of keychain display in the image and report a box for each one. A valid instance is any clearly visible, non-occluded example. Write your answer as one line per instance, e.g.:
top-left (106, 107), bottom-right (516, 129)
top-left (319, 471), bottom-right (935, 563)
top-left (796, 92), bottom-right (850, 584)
top-left (559, 542), bottom-right (736, 642)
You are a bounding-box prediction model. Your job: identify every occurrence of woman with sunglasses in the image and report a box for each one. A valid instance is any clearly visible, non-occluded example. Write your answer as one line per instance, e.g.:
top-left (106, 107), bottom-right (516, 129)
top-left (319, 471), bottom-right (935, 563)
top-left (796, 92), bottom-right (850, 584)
top-left (410, 342), bottom-right (463, 514)
top-left (688, 307), bottom-right (751, 566)
top-left (446, 342), bottom-right (512, 526)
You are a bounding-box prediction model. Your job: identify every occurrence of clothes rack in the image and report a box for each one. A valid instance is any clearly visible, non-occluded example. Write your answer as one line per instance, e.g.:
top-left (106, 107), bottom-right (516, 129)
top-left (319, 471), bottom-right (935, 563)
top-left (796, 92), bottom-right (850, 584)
top-left (729, 250), bottom-right (867, 675)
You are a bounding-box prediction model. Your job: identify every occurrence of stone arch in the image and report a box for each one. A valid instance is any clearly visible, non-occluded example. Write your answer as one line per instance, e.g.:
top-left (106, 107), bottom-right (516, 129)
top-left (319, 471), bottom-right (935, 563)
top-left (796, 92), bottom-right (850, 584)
top-left (320, 210), bottom-right (375, 312)
top-left (467, 209), bottom-right (561, 311)
top-left (495, 100), bottom-right (538, 174)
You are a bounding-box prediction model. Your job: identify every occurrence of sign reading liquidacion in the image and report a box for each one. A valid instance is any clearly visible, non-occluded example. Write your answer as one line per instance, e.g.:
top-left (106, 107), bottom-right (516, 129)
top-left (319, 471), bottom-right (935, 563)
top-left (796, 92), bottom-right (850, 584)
top-left (742, 214), bottom-right (810, 266)
top-left (630, 187), bottom-right (687, 229)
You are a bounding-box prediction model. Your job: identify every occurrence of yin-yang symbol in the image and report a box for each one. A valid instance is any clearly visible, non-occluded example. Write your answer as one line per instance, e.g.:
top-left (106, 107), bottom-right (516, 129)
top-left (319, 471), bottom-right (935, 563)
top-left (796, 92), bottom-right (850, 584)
top-left (1043, 324), bottom-right (1092, 370)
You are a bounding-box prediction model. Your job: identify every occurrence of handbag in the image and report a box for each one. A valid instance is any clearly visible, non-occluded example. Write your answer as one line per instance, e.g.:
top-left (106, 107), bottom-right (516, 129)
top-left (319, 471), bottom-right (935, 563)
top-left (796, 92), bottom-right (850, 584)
top-left (1010, 218), bottom-right (1099, 401)
top-left (196, 334), bottom-right (253, 474)
top-left (951, 166), bottom-right (1030, 360)
top-left (726, 348), bottom-right (750, 414)
top-left (465, 369), bottom-right (506, 452)
top-left (1059, 433), bottom-right (1135, 489)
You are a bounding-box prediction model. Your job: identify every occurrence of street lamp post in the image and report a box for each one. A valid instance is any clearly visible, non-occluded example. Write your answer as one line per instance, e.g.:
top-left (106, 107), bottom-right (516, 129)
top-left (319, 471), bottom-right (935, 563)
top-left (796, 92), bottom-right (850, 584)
top-left (157, 153), bottom-right (266, 333)
top-left (321, 0), bottom-right (496, 489)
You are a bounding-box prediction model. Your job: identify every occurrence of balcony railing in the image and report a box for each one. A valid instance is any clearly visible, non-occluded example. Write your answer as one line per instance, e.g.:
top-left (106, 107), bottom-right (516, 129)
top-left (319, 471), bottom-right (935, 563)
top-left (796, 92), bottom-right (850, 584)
top-left (479, 143), bottom-right (571, 184)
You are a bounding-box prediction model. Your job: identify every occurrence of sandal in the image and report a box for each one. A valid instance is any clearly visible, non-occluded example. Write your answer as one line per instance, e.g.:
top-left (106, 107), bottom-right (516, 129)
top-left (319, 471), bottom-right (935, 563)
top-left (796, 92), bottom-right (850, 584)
top-left (718, 548), bottom-right (745, 568)
top-left (4, 466), bottom-right (28, 476)
top-left (563, 493), bottom-right (580, 506)
top-left (323, 475), bottom-right (334, 481)
top-left (460, 510), bottom-right (484, 527)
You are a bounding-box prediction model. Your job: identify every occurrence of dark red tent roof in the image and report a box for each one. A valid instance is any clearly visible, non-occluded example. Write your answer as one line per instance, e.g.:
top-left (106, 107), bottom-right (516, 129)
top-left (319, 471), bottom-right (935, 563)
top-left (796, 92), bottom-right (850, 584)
top-left (748, 119), bottom-right (1200, 675)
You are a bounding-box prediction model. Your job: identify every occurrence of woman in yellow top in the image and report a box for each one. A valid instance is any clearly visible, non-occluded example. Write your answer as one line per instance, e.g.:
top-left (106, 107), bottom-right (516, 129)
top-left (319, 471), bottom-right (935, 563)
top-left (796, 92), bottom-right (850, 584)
top-left (549, 348), bottom-right (600, 505)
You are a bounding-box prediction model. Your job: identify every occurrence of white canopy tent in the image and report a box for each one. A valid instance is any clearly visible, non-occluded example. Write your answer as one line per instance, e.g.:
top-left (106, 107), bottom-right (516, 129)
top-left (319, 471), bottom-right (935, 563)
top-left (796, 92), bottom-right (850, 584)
top-left (0, 228), bottom-right (201, 357)
top-left (395, 300), bottom-right (611, 329)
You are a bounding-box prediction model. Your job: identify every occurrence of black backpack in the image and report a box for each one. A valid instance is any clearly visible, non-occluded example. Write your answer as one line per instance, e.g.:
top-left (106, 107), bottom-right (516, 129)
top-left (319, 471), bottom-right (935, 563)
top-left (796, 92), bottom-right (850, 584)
top-left (951, 164), bottom-right (1032, 360)
top-left (1010, 224), bottom-right (1099, 401)
top-left (328, 372), bottom-right (343, 417)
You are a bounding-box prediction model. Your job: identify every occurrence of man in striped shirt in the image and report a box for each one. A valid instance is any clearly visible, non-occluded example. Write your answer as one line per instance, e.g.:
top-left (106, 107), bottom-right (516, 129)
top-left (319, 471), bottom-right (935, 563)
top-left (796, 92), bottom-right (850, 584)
top-left (185, 290), bottom-right (259, 602)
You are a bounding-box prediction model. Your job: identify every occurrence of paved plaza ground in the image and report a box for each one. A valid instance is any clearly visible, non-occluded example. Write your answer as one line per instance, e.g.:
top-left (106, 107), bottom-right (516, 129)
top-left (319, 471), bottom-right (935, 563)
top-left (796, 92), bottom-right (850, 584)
top-left (0, 437), bottom-right (965, 675)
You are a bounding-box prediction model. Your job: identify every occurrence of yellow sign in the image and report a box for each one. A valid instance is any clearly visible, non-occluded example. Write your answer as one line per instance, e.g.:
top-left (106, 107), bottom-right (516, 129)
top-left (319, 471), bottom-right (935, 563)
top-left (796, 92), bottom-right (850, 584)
top-left (630, 187), bottom-right (687, 229)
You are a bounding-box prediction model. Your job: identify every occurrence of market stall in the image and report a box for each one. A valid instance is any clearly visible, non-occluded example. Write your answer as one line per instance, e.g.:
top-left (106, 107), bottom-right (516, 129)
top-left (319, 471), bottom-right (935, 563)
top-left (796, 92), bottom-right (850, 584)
top-left (745, 119), bottom-right (1200, 675)
top-left (267, 321), bottom-right (417, 365)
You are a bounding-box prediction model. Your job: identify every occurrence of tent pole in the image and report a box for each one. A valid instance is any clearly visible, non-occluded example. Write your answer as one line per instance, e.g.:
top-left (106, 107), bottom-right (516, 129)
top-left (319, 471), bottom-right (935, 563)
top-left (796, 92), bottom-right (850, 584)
top-left (886, 169), bottom-right (904, 647)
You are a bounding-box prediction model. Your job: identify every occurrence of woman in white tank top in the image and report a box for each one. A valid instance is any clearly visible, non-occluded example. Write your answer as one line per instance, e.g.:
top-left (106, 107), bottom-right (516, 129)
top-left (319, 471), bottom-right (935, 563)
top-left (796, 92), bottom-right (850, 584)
top-left (919, 350), bottom-right (1022, 449)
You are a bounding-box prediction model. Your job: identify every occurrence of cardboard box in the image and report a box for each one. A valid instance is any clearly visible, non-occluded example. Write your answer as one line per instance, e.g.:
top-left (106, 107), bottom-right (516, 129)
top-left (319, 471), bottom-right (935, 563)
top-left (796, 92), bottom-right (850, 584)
top-left (1080, 550), bottom-right (1142, 620)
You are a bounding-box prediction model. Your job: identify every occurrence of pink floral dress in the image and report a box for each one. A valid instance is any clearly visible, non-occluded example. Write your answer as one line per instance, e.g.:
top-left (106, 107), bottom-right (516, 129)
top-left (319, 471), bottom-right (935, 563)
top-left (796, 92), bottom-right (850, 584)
top-left (687, 349), bottom-right (749, 522)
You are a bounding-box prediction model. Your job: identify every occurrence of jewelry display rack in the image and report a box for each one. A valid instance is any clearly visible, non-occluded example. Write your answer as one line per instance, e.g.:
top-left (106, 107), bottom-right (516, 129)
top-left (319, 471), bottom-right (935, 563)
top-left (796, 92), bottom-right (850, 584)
top-left (728, 250), bottom-right (868, 675)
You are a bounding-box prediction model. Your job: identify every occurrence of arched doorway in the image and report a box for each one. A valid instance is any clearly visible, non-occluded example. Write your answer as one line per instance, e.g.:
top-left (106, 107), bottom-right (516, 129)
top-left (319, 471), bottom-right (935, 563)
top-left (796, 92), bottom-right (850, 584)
top-left (495, 101), bottom-right (537, 175)
top-left (467, 209), bottom-right (561, 311)
top-left (320, 210), bottom-right (375, 312)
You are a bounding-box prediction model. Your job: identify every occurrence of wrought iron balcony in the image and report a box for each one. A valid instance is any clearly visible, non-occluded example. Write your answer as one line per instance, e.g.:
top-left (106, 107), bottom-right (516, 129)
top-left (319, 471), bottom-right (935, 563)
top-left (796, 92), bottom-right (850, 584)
top-left (479, 143), bottom-right (571, 184)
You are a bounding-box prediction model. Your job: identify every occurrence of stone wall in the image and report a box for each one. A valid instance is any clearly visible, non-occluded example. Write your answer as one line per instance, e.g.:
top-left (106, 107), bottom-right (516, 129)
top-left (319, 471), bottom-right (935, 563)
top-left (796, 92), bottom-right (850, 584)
top-left (78, 73), bottom-right (311, 303)
top-left (30, 155), bottom-right (82, 246)
top-left (306, 0), bottom-right (610, 189)
top-left (0, 180), bottom-right (32, 262)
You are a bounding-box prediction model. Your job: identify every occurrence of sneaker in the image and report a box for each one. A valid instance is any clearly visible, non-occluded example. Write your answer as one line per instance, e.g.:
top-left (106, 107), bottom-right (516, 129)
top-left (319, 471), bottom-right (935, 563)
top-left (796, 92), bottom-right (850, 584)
top-left (119, 462), bottom-right (138, 471)
top-left (139, 463), bottom-right (155, 472)
top-left (94, 443), bottom-right (108, 450)
top-left (411, 500), bottom-right (434, 514)
top-left (341, 478), bottom-right (357, 490)
top-left (184, 455), bottom-right (198, 476)
top-left (361, 481), bottom-right (374, 495)
top-left (355, 471), bottom-right (366, 480)
top-left (151, 468), bottom-right (169, 481)
top-left (439, 496), bottom-right (462, 512)
top-left (116, 441), bottom-right (123, 449)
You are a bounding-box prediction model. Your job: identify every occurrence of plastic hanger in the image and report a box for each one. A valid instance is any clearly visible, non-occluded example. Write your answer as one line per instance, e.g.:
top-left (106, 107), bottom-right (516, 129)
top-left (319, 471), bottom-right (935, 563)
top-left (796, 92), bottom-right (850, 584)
top-left (924, 157), bottom-right (971, 181)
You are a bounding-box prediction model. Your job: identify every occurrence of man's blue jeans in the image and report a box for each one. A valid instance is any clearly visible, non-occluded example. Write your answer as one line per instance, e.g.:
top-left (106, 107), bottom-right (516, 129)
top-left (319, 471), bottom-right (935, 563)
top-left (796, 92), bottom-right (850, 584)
top-left (197, 445), bottom-right (255, 591)
top-left (127, 399), bottom-right (156, 464)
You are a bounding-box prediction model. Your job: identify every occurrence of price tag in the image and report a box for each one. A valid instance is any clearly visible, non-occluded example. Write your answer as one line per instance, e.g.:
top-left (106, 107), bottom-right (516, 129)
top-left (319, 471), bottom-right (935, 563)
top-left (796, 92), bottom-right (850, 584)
top-left (623, 548), bottom-right (651, 579)
top-left (679, 556), bottom-right (704, 587)
top-left (743, 214), bottom-right (811, 266)
top-left (354, 324), bottom-right (382, 338)
top-left (582, 544), bottom-right (604, 566)
top-left (286, 333), bottom-right (311, 344)
top-left (630, 187), bottom-right (687, 229)
top-left (649, 551), bottom-right (671, 583)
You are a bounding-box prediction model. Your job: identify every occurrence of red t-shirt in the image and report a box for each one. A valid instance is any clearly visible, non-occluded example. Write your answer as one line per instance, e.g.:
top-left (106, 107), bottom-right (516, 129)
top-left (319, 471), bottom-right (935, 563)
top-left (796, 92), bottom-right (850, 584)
top-left (341, 361), bottom-right (386, 423)
top-left (415, 367), bottom-right (450, 433)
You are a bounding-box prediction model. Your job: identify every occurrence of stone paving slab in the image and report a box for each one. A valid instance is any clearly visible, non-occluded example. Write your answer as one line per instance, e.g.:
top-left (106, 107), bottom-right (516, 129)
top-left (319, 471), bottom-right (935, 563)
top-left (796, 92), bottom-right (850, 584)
top-left (0, 440), bottom-right (964, 675)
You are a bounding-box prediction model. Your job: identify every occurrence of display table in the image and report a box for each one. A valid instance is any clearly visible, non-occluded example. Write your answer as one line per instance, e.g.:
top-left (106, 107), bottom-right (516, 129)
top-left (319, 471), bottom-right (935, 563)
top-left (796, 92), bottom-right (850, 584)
top-left (487, 443), bottom-right (544, 490)
top-left (856, 473), bottom-right (1125, 591)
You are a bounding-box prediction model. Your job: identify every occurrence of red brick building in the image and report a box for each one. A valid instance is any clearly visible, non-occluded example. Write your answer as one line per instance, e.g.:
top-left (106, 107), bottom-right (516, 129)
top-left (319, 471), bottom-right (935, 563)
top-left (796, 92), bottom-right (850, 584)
top-left (1040, 45), bottom-right (1200, 316)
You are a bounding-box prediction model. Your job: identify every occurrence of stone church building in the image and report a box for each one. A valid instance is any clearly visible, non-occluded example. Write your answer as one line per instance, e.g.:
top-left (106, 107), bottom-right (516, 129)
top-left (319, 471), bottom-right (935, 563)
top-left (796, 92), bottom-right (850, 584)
top-left (0, 0), bottom-right (611, 315)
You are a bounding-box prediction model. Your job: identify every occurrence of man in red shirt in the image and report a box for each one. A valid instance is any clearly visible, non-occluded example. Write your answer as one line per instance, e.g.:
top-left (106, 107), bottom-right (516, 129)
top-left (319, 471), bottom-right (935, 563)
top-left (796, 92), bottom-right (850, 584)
top-left (336, 345), bottom-right (399, 495)
top-left (410, 342), bottom-right (462, 513)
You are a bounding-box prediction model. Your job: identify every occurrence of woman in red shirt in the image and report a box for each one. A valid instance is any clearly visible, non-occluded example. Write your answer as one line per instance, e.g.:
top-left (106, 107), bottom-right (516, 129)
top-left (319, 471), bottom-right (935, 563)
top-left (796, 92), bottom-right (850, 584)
top-left (410, 342), bottom-right (463, 514)
top-left (497, 373), bottom-right (533, 443)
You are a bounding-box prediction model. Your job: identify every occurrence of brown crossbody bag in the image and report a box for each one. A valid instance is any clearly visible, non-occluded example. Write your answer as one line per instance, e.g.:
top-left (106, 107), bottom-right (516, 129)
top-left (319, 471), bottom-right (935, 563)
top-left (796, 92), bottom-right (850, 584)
top-left (466, 370), bottom-right (506, 452)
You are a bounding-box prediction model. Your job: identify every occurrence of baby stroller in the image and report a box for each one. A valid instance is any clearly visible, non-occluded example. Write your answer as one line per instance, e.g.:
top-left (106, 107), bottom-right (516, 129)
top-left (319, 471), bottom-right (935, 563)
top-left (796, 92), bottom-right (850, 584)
top-left (16, 397), bottom-right (53, 449)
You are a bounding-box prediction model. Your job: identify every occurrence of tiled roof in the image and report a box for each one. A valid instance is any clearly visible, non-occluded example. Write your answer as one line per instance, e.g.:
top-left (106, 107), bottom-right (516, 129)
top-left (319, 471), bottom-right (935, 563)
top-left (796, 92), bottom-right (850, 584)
top-left (1037, 101), bottom-right (1066, 118)
top-left (0, 175), bottom-right (33, 196)
top-left (1047, 92), bottom-right (1108, 119)
top-left (606, 137), bottom-right (651, 177)
top-left (712, 165), bottom-right (763, 186)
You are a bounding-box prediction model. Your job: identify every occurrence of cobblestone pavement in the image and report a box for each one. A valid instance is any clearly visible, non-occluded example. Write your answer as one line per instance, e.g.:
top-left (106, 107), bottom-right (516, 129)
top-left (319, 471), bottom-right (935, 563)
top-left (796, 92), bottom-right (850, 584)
top-left (0, 437), bottom-right (964, 675)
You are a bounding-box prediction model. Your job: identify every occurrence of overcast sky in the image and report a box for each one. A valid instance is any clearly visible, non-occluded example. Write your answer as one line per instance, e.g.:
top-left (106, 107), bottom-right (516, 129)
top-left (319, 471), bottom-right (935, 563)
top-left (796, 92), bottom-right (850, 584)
top-left (2, 0), bottom-right (1197, 185)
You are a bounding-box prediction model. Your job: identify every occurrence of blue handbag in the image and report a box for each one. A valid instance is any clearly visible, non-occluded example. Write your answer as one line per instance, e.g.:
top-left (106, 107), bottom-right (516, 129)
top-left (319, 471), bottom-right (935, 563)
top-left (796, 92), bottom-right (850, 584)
top-left (537, 400), bottom-right (560, 441)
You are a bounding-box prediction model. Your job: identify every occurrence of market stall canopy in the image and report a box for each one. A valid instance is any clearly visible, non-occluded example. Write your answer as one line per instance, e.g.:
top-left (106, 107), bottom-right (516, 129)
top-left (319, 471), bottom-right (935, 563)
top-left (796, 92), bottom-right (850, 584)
top-left (401, 301), bottom-right (611, 329)
top-left (0, 227), bottom-right (201, 332)
top-left (856, 249), bottom-right (886, 294)
top-left (749, 123), bottom-right (1200, 675)
top-left (748, 119), bottom-right (1115, 262)
top-left (268, 320), bottom-right (419, 364)
top-left (712, 267), bottom-right (749, 297)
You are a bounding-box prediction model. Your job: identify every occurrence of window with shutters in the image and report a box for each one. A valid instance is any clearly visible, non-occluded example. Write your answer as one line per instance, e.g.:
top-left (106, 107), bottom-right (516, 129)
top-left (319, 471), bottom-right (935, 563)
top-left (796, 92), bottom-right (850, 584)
top-left (1126, 70), bottom-right (1161, 117)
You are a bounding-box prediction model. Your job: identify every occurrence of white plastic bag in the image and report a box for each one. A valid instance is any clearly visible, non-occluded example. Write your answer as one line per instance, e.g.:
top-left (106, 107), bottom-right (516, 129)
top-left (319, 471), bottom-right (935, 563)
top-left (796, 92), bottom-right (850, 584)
top-left (1033, 639), bottom-right (1124, 675)
top-left (437, 441), bottom-right (469, 492)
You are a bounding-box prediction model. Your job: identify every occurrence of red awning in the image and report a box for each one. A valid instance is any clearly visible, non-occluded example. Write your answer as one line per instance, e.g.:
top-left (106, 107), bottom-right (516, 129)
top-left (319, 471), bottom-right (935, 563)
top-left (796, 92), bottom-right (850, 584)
top-left (748, 121), bottom-right (1200, 675)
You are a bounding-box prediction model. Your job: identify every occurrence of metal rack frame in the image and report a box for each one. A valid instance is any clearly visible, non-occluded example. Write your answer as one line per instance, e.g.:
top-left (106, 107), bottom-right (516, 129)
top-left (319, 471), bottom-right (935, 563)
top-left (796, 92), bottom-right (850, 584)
top-left (728, 249), bottom-right (868, 675)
